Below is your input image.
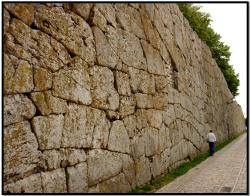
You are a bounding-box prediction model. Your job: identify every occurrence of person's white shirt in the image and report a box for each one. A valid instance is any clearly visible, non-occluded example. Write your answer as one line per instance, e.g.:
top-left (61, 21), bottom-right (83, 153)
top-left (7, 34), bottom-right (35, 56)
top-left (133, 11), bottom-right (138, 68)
top-left (207, 132), bottom-right (216, 142)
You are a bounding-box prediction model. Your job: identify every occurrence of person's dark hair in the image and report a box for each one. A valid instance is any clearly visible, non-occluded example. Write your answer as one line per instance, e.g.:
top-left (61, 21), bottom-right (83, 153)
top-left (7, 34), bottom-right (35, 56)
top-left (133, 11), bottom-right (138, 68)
top-left (210, 130), bottom-right (213, 132)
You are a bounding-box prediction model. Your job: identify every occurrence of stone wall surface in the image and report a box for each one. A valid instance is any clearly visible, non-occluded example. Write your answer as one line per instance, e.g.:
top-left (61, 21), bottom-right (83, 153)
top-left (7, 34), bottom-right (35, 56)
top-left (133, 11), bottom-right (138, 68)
top-left (3, 3), bottom-right (245, 193)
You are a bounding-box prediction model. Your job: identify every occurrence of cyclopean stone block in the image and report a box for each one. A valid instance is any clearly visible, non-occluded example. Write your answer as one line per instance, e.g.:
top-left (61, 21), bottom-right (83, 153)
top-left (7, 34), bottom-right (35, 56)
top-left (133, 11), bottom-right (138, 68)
top-left (4, 3), bottom-right (35, 26)
top-left (31, 115), bottom-right (64, 150)
top-left (34, 5), bottom-right (96, 65)
top-left (90, 66), bottom-right (119, 111)
top-left (52, 62), bottom-right (92, 105)
top-left (108, 120), bottom-right (130, 154)
top-left (62, 103), bottom-right (110, 148)
top-left (87, 149), bottom-right (123, 186)
top-left (66, 162), bottom-right (88, 193)
top-left (4, 54), bottom-right (33, 94)
top-left (4, 173), bottom-right (42, 193)
top-left (31, 91), bottom-right (67, 116)
top-left (4, 121), bottom-right (41, 182)
top-left (4, 94), bottom-right (36, 126)
top-left (41, 168), bottom-right (67, 193)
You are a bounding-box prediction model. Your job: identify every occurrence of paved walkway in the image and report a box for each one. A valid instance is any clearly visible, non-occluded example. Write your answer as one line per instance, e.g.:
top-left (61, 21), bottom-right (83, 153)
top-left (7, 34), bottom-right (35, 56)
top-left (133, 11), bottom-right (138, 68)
top-left (156, 133), bottom-right (247, 193)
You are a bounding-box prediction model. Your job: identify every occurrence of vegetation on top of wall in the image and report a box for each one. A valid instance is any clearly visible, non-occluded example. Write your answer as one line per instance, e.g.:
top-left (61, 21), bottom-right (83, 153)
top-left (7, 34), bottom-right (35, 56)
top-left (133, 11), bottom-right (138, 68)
top-left (178, 3), bottom-right (240, 97)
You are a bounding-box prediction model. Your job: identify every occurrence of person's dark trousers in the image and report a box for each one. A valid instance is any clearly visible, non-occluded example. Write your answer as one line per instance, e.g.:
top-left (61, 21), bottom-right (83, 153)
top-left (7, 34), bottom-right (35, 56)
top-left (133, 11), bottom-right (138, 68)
top-left (209, 142), bottom-right (215, 156)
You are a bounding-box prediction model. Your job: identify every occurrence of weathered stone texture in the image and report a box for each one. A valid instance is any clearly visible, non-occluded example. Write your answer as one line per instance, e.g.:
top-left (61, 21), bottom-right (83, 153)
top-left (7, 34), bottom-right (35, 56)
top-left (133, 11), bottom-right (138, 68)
top-left (4, 173), bottom-right (42, 193)
top-left (5, 3), bottom-right (35, 26)
top-left (115, 71), bottom-right (131, 96)
top-left (4, 54), bottom-right (34, 94)
top-left (87, 149), bottom-right (123, 186)
top-left (32, 115), bottom-right (64, 150)
top-left (89, 173), bottom-right (131, 193)
top-left (4, 94), bottom-right (36, 126)
top-left (31, 91), bottom-right (67, 116)
top-left (90, 66), bottom-right (119, 111)
top-left (62, 103), bottom-right (110, 148)
top-left (4, 121), bottom-right (41, 183)
top-left (3, 3), bottom-right (245, 193)
top-left (34, 5), bottom-right (96, 65)
top-left (67, 163), bottom-right (88, 193)
top-left (52, 59), bottom-right (92, 105)
top-left (41, 168), bottom-right (67, 193)
top-left (135, 155), bottom-right (151, 187)
top-left (6, 18), bottom-right (70, 72)
top-left (108, 120), bottom-right (130, 154)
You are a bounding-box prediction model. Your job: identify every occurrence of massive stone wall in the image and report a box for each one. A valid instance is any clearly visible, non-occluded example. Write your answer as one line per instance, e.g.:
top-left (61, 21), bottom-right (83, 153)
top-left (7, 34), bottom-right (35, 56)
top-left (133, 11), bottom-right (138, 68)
top-left (3, 3), bottom-right (245, 193)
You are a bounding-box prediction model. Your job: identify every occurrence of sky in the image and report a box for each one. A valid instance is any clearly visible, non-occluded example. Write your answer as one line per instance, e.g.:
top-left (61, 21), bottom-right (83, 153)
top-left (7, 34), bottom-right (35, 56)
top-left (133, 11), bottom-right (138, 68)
top-left (194, 3), bottom-right (247, 117)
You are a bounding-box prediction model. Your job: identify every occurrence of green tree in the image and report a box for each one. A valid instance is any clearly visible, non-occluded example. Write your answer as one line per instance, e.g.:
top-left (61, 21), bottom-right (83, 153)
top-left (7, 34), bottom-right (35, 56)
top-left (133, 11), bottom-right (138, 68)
top-left (178, 3), bottom-right (240, 96)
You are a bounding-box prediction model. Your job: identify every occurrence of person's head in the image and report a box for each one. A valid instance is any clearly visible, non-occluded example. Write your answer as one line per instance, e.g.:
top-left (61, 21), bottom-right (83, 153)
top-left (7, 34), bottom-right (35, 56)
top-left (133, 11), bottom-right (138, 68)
top-left (210, 130), bottom-right (213, 132)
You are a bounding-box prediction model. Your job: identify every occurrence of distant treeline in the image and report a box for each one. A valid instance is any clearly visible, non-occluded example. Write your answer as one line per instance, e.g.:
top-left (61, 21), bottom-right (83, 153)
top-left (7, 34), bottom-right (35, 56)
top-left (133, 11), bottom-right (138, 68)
top-left (178, 3), bottom-right (239, 97)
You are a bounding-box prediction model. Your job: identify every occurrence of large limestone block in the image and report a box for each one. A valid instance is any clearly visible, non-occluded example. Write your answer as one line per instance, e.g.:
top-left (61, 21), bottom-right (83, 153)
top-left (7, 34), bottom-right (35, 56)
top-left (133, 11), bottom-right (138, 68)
top-left (89, 173), bottom-right (131, 193)
top-left (119, 96), bottom-right (136, 118)
top-left (90, 66), bottom-right (119, 111)
top-left (135, 109), bottom-right (149, 130)
top-left (162, 104), bottom-right (176, 126)
top-left (34, 67), bottom-right (52, 91)
top-left (160, 148), bottom-right (171, 173)
top-left (169, 140), bottom-right (186, 165)
top-left (4, 173), bottom-right (42, 193)
top-left (130, 133), bottom-right (146, 159)
top-left (92, 4), bottom-right (117, 31)
top-left (4, 54), bottom-right (33, 94)
top-left (41, 168), bottom-right (67, 193)
top-left (135, 93), bottom-right (154, 109)
top-left (123, 115), bottom-right (137, 138)
top-left (31, 114), bottom-right (64, 150)
top-left (52, 63), bottom-right (92, 105)
top-left (128, 67), bottom-right (156, 94)
top-left (93, 26), bottom-right (117, 69)
top-left (42, 148), bottom-right (87, 170)
top-left (108, 120), bottom-right (130, 154)
top-left (62, 103), bottom-right (110, 148)
top-left (7, 19), bottom-right (70, 72)
top-left (141, 40), bottom-right (166, 76)
top-left (34, 5), bottom-right (96, 65)
top-left (4, 8), bottom-right (10, 33)
top-left (4, 121), bottom-right (41, 182)
top-left (139, 6), bottom-right (162, 50)
top-left (87, 149), bottom-right (123, 186)
top-left (4, 94), bottom-right (36, 126)
top-left (60, 149), bottom-right (87, 167)
top-left (135, 93), bottom-right (168, 110)
top-left (169, 120), bottom-right (183, 146)
top-left (118, 29), bottom-right (147, 70)
top-left (145, 127), bottom-right (159, 156)
top-left (115, 4), bottom-right (145, 39)
top-left (67, 163), bottom-right (88, 193)
top-left (135, 155), bottom-right (151, 187)
top-left (158, 125), bottom-right (171, 152)
top-left (151, 154), bottom-right (162, 178)
top-left (119, 154), bottom-right (136, 189)
top-left (155, 74), bottom-right (171, 93)
top-left (5, 3), bottom-right (34, 26)
top-left (68, 3), bottom-right (93, 20)
top-left (115, 71), bottom-right (131, 96)
top-left (42, 150), bottom-right (61, 170)
top-left (31, 91), bottom-right (67, 116)
top-left (146, 109), bottom-right (163, 129)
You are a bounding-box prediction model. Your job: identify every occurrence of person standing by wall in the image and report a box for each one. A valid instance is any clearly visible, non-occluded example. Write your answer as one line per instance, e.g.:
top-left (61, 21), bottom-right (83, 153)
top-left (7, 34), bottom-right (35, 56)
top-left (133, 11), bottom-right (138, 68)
top-left (207, 130), bottom-right (217, 156)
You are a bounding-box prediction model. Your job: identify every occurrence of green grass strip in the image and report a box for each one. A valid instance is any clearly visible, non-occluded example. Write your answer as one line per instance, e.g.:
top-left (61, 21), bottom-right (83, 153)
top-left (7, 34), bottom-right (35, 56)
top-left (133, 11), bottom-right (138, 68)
top-left (130, 132), bottom-right (244, 193)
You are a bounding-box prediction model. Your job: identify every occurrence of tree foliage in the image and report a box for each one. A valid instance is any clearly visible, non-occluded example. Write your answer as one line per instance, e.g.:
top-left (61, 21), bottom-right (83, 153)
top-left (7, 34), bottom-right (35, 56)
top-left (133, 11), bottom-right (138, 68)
top-left (178, 3), bottom-right (239, 96)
